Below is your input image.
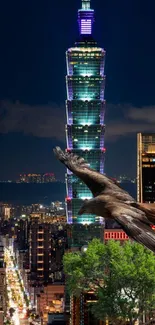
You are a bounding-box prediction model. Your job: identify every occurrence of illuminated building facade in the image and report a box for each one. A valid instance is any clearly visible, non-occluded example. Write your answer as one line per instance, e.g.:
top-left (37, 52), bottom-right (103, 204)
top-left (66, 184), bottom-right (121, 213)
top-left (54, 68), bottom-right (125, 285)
top-left (137, 133), bottom-right (155, 203)
top-left (0, 205), bottom-right (11, 220)
top-left (29, 221), bottom-right (67, 285)
top-left (71, 293), bottom-right (104, 325)
top-left (104, 229), bottom-right (129, 242)
top-left (36, 285), bottom-right (65, 323)
top-left (66, 0), bottom-right (106, 224)
top-left (67, 224), bottom-right (103, 248)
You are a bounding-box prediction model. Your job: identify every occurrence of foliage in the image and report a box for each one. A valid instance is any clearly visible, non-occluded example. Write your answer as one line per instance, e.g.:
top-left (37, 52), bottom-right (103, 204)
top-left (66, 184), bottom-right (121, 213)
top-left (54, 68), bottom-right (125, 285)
top-left (63, 239), bottom-right (155, 324)
top-left (4, 321), bottom-right (11, 325)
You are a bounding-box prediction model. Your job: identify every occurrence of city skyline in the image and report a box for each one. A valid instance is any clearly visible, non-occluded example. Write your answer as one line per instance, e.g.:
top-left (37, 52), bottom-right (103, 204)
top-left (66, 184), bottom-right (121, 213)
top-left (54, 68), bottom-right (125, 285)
top-left (1, 0), bottom-right (155, 180)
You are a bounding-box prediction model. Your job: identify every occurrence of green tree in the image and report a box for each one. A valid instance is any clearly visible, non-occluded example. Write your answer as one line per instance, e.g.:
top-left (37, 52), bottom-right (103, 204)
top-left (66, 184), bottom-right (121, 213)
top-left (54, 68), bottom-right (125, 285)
top-left (63, 239), bottom-right (155, 324)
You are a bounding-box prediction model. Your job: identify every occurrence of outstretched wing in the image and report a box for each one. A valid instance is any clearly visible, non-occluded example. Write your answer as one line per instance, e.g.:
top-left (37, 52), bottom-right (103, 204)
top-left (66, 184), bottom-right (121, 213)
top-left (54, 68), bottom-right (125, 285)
top-left (114, 213), bottom-right (155, 253)
top-left (53, 147), bottom-right (134, 202)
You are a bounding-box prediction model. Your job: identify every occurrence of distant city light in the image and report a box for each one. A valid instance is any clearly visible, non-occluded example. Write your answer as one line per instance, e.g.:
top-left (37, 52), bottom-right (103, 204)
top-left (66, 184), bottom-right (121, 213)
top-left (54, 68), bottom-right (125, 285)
top-left (18, 173), bottom-right (56, 183)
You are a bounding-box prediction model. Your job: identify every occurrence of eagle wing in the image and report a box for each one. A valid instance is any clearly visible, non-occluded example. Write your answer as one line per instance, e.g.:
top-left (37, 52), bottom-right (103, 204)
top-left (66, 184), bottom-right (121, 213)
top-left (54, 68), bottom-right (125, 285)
top-left (113, 213), bottom-right (155, 253)
top-left (54, 147), bottom-right (134, 202)
top-left (131, 202), bottom-right (155, 224)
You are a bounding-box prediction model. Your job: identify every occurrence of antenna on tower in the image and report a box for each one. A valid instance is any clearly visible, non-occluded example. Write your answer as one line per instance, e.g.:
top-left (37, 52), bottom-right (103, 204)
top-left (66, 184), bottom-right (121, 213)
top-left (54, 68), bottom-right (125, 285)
top-left (82, 0), bottom-right (90, 10)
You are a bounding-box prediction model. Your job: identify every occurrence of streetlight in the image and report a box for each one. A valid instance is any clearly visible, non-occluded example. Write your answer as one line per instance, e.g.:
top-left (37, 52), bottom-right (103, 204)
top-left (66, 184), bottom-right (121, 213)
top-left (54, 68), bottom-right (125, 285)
top-left (81, 245), bottom-right (88, 253)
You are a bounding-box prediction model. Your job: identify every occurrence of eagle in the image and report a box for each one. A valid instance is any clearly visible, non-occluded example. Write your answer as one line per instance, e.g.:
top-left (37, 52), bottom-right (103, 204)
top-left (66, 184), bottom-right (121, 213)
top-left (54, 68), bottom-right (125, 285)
top-left (54, 147), bottom-right (155, 253)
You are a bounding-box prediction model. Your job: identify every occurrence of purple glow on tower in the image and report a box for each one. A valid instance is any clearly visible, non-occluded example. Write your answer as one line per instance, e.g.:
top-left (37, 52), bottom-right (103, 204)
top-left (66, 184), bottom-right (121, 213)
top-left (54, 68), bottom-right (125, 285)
top-left (78, 0), bottom-right (94, 36)
top-left (100, 102), bottom-right (105, 125)
top-left (68, 138), bottom-right (73, 149)
top-left (67, 184), bottom-right (73, 198)
top-left (81, 19), bottom-right (92, 34)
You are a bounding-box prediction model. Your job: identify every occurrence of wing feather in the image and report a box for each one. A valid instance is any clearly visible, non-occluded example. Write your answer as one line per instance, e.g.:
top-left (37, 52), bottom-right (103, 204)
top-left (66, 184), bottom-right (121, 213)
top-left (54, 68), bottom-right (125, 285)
top-left (114, 213), bottom-right (155, 253)
top-left (131, 202), bottom-right (155, 224)
top-left (53, 147), bottom-right (134, 201)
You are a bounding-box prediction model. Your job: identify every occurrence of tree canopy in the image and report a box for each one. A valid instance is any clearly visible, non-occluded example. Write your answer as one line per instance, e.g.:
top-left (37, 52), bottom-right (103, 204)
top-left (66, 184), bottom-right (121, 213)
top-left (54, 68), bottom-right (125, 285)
top-left (63, 239), bottom-right (155, 324)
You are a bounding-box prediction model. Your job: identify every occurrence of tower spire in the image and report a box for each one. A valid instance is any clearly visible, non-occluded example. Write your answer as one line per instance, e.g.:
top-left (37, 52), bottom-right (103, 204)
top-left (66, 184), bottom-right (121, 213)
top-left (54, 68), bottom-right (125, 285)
top-left (82, 0), bottom-right (90, 10)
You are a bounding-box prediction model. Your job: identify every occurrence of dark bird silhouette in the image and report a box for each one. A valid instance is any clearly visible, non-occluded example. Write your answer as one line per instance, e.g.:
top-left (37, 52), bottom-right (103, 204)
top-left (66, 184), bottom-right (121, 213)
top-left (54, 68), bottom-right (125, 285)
top-left (54, 147), bottom-right (155, 253)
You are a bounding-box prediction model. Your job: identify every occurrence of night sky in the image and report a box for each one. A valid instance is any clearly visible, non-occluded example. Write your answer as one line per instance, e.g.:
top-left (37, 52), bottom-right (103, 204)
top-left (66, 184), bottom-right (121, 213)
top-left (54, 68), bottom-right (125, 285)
top-left (0, 0), bottom-right (155, 181)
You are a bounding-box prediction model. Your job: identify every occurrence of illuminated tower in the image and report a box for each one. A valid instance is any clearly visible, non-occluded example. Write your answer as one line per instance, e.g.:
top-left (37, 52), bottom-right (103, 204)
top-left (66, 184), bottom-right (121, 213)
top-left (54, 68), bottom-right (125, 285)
top-left (66, 0), bottom-right (106, 224)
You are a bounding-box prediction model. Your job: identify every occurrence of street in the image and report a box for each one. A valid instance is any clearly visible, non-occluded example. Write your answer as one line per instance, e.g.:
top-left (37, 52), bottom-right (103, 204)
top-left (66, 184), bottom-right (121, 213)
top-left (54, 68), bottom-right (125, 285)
top-left (4, 247), bottom-right (30, 325)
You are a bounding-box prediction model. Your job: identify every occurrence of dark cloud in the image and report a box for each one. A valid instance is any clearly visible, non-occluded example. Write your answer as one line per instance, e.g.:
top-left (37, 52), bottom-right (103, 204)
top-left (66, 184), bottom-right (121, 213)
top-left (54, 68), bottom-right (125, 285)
top-left (0, 100), bottom-right (65, 141)
top-left (127, 106), bottom-right (155, 123)
top-left (105, 105), bottom-right (155, 141)
top-left (0, 101), bottom-right (155, 144)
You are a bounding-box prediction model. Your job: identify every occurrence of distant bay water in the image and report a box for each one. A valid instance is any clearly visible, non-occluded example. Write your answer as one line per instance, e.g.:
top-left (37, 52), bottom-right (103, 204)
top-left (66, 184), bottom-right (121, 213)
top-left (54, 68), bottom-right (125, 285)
top-left (0, 182), bottom-right (136, 205)
top-left (0, 182), bottom-right (66, 205)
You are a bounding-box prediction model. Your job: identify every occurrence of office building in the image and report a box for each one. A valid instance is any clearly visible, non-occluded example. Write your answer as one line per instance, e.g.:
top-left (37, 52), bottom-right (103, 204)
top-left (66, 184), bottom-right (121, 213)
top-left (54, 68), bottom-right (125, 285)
top-left (65, 0), bottom-right (106, 224)
top-left (29, 221), bottom-right (67, 285)
top-left (67, 223), bottom-right (103, 249)
top-left (37, 286), bottom-right (65, 324)
top-left (0, 205), bottom-right (11, 220)
top-left (71, 293), bottom-right (104, 325)
top-left (137, 133), bottom-right (155, 203)
top-left (15, 218), bottom-right (29, 250)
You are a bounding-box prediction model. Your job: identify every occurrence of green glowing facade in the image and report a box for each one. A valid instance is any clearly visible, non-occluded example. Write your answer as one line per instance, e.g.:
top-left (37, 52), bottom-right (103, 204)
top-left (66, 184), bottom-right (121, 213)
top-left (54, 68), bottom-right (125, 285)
top-left (66, 0), bottom-right (106, 224)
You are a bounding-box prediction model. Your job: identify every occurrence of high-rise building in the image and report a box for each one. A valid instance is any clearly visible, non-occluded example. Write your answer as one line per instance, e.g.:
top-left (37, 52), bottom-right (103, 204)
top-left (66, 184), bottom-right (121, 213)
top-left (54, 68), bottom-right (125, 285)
top-left (67, 223), bottom-right (103, 248)
top-left (0, 205), bottom-right (11, 221)
top-left (137, 133), bottom-right (155, 203)
top-left (71, 294), bottom-right (104, 325)
top-left (16, 218), bottom-right (29, 251)
top-left (66, 0), bottom-right (106, 224)
top-left (29, 221), bottom-right (67, 285)
top-left (37, 286), bottom-right (65, 323)
top-left (65, 2), bottom-right (105, 323)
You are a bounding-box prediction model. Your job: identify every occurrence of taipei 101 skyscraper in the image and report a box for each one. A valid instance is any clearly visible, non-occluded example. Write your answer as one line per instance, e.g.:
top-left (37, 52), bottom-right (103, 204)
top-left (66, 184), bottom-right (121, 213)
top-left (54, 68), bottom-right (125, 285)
top-left (65, 0), bottom-right (106, 225)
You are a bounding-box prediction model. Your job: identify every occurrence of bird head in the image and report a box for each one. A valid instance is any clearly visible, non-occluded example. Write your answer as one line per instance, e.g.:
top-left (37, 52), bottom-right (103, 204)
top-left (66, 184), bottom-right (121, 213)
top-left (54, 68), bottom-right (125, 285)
top-left (78, 205), bottom-right (87, 215)
top-left (78, 199), bottom-right (95, 215)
